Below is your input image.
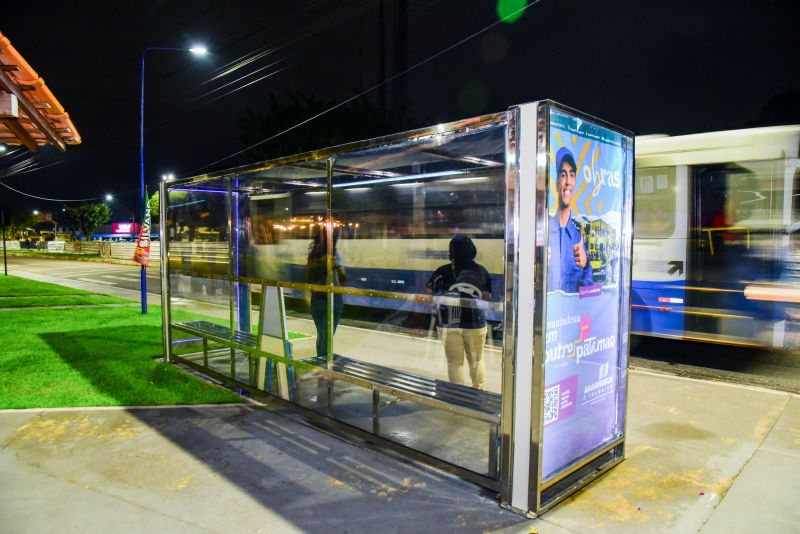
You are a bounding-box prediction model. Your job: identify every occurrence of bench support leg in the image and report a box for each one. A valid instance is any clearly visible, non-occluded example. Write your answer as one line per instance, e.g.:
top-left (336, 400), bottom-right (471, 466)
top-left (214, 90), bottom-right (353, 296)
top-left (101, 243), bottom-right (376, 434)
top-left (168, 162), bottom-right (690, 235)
top-left (488, 423), bottom-right (499, 479)
top-left (202, 338), bottom-right (208, 368)
top-left (326, 372), bottom-right (334, 417)
top-left (372, 388), bottom-right (380, 435)
top-left (230, 347), bottom-right (236, 378)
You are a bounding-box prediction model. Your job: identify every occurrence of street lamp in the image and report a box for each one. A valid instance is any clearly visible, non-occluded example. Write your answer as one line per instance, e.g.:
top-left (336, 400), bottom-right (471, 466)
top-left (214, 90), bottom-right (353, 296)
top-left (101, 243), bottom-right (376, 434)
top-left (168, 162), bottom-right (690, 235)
top-left (161, 173), bottom-right (175, 182)
top-left (139, 44), bottom-right (207, 314)
top-left (105, 194), bottom-right (113, 201)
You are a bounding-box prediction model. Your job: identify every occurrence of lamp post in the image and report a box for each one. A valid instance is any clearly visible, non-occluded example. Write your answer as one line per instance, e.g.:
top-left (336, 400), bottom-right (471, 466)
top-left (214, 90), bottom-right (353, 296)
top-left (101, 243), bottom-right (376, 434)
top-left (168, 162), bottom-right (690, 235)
top-left (139, 45), bottom-right (207, 314)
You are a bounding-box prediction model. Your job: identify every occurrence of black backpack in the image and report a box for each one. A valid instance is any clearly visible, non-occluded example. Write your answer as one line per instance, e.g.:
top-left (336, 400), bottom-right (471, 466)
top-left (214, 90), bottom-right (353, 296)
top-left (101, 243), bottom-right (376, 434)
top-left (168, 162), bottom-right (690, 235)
top-left (436, 268), bottom-right (484, 328)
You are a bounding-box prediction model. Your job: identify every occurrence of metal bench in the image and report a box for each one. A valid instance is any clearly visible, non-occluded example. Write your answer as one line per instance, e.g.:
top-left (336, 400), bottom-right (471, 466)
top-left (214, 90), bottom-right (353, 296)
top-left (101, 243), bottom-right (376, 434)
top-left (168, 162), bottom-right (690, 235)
top-left (172, 320), bottom-right (258, 378)
top-left (305, 354), bottom-right (501, 477)
top-left (172, 320), bottom-right (257, 348)
top-left (173, 297), bottom-right (500, 476)
top-left (307, 354), bottom-right (500, 421)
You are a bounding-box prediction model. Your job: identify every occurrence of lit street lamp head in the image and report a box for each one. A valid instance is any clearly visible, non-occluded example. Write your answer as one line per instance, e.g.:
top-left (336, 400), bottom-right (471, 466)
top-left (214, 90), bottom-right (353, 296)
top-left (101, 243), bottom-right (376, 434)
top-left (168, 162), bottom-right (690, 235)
top-left (105, 194), bottom-right (113, 201)
top-left (139, 42), bottom-right (208, 314)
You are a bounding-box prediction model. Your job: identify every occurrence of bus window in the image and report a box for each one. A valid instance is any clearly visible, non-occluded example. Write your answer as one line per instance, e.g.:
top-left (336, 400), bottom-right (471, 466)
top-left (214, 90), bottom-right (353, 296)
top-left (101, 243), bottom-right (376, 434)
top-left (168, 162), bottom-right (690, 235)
top-left (634, 166), bottom-right (676, 237)
top-left (697, 161), bottom-right (784, 232)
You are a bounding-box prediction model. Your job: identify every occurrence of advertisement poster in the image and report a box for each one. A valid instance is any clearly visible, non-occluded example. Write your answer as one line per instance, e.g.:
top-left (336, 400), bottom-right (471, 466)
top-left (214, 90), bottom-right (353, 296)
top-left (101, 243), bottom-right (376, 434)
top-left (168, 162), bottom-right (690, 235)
top-left (541, 108), bottom-right (632, 480)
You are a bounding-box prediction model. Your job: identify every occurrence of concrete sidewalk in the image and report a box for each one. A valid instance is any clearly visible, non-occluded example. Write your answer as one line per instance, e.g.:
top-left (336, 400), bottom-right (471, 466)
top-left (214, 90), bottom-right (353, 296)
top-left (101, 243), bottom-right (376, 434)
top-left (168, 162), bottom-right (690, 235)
top-left (3, 264), bottom-right (799, 531)
top-left (1, 371), bottom-right (798, 533)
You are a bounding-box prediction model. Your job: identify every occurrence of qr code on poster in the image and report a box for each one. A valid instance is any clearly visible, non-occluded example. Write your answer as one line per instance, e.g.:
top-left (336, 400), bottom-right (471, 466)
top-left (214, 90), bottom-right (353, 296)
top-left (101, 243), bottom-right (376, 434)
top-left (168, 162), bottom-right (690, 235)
top-left (543, 384), bottom-right (560, 425)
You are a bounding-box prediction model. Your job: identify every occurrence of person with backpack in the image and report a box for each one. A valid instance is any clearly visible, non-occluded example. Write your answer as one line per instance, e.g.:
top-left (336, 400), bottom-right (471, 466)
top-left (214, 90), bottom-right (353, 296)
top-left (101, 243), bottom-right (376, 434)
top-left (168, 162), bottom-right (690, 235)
top-left (426, 235), bottom-right (492, 390)
top-left (307, 227), bottom-right (346, 358)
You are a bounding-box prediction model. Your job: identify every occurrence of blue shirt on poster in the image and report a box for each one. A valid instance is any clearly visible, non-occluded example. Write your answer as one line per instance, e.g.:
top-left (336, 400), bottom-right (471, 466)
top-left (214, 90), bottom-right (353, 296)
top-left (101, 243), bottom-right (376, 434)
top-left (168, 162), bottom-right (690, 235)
top-left (548, 212), bottom-right (593, 293)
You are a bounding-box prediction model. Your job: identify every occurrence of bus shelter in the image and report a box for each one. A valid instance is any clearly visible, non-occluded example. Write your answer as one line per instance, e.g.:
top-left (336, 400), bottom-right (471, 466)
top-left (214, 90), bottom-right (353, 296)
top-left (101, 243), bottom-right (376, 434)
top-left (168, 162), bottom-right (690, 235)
top-left (159, 100), bottom-right (634, 515)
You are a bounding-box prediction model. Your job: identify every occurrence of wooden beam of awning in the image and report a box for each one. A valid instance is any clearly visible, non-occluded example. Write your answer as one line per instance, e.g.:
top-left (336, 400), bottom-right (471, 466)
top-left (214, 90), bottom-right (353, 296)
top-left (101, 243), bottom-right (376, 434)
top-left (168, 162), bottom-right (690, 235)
top-left (0, 117), bottom-right (38, 152)
top-left (0, 70), bottom-right (65, 151)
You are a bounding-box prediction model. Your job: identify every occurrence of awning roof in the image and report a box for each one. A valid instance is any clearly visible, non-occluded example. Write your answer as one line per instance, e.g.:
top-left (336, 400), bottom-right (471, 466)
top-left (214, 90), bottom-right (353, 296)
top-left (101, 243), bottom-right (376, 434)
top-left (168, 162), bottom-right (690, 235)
top-left (0, 31), bottom-right (81, 152)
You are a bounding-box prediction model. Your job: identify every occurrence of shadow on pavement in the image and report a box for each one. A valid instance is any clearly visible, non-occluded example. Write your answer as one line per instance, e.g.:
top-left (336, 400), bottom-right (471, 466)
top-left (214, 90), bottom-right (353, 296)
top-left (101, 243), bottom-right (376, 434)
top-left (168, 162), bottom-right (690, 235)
top-left (38, 328), bottom-right (527, 532)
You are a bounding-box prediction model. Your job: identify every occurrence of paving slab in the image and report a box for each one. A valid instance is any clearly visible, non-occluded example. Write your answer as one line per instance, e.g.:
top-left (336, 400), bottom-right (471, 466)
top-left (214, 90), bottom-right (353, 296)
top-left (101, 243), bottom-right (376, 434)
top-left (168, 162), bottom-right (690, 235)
top-left (700, 449), bottom-right (800, 533)
top-left (0, 405), bottom-right (528, 533)
top-left (625, 372), bottom-right (790, 456)
top-left (760, 395), bottom-right (800, 459)
top-left (0, 410), bottom-right (39, 444)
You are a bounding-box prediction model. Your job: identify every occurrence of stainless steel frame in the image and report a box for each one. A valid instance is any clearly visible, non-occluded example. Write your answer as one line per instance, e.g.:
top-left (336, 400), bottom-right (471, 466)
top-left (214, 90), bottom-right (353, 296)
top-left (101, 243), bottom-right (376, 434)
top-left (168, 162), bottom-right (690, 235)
top-left (158, 104), bottom-right (632, 516)
top-left (529, 101), bottom-right (550, 514)
top-left (518, 101), bottom-right (634, 515)
top-left (159, 179), bottom-right (171, 363)
top-left (498, 106), bottom-right (520, 506)
top-left (178, 112), bottom-right (507, 189)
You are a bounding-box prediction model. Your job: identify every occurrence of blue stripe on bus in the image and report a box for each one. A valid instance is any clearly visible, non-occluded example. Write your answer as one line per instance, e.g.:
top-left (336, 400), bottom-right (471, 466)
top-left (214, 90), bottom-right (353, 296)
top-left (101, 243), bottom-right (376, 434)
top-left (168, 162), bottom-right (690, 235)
top-left (286, 265), bottom-right (505, 321)
top-left (631, 280), bottom-right (686, 337)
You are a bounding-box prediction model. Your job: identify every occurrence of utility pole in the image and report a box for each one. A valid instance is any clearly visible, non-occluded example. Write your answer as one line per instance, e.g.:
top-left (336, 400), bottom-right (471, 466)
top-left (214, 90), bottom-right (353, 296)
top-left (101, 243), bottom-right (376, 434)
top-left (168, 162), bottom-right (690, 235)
top-left (379, 0), bottom-right (386, 121)
top-left (390, 0), bottom-right (408, 130)
top-left (1, 209), bottom-right (7, 276)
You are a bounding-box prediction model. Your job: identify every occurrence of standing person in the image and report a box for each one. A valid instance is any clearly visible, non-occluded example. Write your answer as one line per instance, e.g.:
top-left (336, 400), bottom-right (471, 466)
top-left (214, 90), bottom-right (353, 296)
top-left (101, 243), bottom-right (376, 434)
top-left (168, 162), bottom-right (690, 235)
top-left (427, 235), bottom-right (492, 390)
top-left (307, 227), bottom-right (346, 358)
top-left (548, 147), bottom-right (593, 292)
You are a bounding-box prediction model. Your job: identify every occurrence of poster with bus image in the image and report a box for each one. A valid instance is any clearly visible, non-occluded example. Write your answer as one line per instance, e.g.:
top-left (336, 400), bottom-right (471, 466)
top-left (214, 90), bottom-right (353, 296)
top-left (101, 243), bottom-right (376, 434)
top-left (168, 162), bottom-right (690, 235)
top-left (541, 107), bottom-right (633, 481)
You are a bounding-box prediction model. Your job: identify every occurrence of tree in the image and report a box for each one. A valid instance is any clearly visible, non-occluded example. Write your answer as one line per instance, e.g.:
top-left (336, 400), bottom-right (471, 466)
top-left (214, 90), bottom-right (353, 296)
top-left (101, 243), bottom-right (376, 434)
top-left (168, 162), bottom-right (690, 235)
top-left (62, 203), bottom-right (111, 240)
top-left (237, 91), bottom-right (391, 163)
top-left (148, 192), bottom-right (159, 224)
top-left (3, 210), bottom-right (39, 240)
top-left (6, 210), bottom-right (39, 239)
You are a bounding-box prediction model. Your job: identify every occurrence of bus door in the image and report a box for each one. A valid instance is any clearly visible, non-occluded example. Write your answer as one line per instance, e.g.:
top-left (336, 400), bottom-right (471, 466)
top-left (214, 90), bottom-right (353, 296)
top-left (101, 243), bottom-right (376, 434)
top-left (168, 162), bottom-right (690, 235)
top-left (772, 159), bottom-right (800, 347)
top-left (687, 161), bottom-right (785, 344)
top-left (631, 165), bottom-right (688, 338)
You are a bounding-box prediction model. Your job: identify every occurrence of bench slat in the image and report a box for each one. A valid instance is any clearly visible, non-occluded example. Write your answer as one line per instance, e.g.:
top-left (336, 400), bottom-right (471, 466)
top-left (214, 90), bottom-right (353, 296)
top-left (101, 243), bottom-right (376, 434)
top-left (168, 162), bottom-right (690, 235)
top-left (174, 320), bottom-right (258, 348)
top-left (172, 320), bottom-right (500, 421)
top-left (309, 355), bottom-right (500, 416)
top-left (333, 360), bottom-right (499, 413)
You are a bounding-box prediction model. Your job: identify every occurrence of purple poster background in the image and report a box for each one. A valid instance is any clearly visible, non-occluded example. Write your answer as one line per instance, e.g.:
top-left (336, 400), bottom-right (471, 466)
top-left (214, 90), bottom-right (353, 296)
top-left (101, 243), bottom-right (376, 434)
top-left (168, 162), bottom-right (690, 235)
top-left (541, 108), bottom-right (631, 480)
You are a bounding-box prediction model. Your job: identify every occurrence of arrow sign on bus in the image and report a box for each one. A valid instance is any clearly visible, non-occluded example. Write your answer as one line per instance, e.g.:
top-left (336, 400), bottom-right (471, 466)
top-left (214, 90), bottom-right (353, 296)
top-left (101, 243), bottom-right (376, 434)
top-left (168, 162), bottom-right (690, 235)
top-left (667, 260), bottom-right (684, 276)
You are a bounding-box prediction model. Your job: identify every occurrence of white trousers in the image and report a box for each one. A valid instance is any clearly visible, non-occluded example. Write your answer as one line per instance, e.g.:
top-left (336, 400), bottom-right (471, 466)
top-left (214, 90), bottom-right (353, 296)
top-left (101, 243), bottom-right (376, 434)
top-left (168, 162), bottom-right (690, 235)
top-left (437, 326), bottom-right (487, 390)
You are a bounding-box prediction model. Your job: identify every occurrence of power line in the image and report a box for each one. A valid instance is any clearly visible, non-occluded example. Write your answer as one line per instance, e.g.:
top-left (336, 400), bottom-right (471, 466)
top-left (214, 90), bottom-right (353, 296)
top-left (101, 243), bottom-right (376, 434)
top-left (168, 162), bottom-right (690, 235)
top-left (0, 1), bottom-right (382, 184)
top-left (0, 180), bottom-right (103, 202)
top-left (186, 0), bottom-right (541, 175)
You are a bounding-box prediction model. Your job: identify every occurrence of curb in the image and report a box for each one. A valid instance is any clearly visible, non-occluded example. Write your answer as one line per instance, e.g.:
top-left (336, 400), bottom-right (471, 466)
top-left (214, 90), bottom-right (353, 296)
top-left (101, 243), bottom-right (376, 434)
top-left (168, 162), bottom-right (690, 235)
top-left (6, 252), bottom-right (143, 267)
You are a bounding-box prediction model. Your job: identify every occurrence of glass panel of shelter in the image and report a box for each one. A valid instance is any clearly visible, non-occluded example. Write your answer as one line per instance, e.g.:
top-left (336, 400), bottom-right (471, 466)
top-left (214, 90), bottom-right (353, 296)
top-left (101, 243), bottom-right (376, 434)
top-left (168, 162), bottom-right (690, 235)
top-left (240, 162), bottom-right (331, 406)
top-left (326, 122), bottom-right (507, 475)
top-left (166, 180), bottom-right (234, 374)
top-left (169, 119), bottom-right (509, 476)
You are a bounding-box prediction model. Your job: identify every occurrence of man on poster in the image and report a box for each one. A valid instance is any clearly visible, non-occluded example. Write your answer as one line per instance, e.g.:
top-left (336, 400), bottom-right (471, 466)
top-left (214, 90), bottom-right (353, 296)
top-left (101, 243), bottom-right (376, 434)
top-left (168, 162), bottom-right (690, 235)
top-left (548, 147), bottom-right (592, 293)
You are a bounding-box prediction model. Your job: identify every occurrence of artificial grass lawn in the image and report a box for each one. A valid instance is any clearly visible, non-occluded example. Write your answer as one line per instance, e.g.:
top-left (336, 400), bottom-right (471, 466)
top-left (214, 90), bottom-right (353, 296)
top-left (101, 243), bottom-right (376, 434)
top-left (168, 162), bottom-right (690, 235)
top-left (0, 276), bottom-right (129, 308)
top-left (0, 294), bottom-right (129, 308)
top-left (0, 276), bottom-right (241, 409)
top-left (0, 276), bottom-right (99, 296)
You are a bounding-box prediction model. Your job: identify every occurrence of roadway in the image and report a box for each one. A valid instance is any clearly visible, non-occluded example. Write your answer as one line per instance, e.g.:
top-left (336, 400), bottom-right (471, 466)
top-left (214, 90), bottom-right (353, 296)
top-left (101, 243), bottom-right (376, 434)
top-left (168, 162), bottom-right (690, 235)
top-left (6, 255), bottom-right (800, 393)
top-left (6, 255), bottom-right (162, 299)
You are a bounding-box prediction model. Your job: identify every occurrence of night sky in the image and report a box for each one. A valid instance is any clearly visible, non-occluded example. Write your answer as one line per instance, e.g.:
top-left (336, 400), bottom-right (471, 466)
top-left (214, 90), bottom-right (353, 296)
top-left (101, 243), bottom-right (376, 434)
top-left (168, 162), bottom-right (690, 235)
top-left (1, 0), bottom-right (798, 216)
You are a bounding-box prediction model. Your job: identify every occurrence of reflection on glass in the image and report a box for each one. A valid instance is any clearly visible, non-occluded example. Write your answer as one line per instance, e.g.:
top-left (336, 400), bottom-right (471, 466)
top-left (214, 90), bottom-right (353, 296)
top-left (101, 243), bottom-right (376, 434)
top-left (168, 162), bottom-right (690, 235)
top-left (426, 235), bottom-right (492, 390)
top-left (166, 118), bottom-right (508, 477)
top-left (306, 227), bottom-right (346, 358)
